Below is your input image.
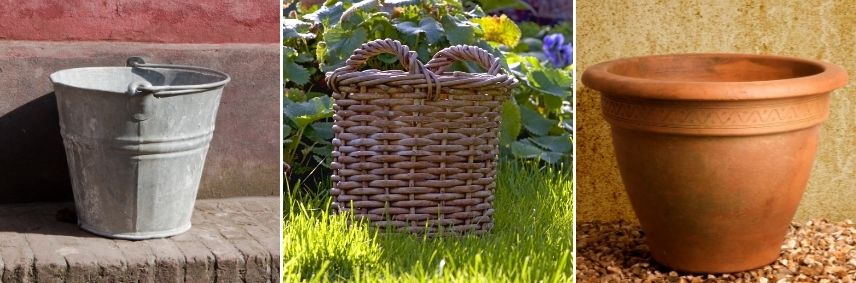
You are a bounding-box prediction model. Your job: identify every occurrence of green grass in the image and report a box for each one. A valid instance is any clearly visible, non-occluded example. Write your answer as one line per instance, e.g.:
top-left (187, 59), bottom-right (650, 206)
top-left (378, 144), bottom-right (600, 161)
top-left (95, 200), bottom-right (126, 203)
top-left (283, 161), bottom-right (574, 282)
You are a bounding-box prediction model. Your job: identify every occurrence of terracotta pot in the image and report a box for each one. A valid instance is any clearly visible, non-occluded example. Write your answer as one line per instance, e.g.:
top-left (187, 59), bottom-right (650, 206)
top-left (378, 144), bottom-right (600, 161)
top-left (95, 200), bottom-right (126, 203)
top-left (582, 53), bottom-right (848, 273)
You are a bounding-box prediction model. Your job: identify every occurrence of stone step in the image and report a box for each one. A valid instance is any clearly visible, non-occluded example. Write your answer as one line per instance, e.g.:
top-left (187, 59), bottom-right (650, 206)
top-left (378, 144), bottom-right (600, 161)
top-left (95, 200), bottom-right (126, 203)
top-left (0, 197), bottom-right (280, 282)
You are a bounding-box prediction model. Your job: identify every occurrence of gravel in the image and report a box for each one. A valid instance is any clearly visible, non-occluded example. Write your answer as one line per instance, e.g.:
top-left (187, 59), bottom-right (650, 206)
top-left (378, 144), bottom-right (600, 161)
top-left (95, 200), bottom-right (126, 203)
top-left (577, 220), bottom-right (856, 282)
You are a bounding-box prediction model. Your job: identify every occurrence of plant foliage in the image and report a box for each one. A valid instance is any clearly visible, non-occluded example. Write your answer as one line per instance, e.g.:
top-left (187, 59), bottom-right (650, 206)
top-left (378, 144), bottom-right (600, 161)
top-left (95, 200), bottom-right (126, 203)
top-left (283, 0), bottom-right (573, 189)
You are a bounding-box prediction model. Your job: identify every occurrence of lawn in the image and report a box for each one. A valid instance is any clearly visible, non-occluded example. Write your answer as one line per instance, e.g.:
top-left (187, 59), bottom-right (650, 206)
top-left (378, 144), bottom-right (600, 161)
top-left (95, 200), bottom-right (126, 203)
top-left (283, 161), bottom-right (574, 282)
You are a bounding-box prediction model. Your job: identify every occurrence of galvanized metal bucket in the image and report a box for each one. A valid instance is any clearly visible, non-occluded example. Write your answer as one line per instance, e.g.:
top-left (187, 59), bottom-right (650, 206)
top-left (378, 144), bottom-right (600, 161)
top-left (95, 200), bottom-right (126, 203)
top-left (50, 57), bottom-right (230, 240)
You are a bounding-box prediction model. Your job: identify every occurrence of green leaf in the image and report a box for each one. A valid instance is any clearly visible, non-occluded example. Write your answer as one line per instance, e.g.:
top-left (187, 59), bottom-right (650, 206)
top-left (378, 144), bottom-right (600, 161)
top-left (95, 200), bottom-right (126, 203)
top-left (283, 47), bottom-right (311, 85)
top-left (376, 53), bottom-right (400, 64)
top-left (520, 105), bottom-right (555, 136)
top-left (362, 12), bottom-right (400, 40)
top-left (550, 21), bottom-right (574, 39)
top-left (503, 52), bottom-right (529, 74)
top-left (473, 15), bottom-right (521, 47)
top-left (306, 122), bottom-right (334, 143)
top-left (539, 152), bottom-right (564, 164)
top-left (466, 5), bottom-right (486, 18)
top-left (499, 100), bottom-right (521, 148)
top-left (284, 88), bottom-right (307, 102)
top-left (339, 0), bottom-right (380, 25)
top-left (517, 21), bottom-right (543, 38)
top-left (528, 68), bottom-right (572, 97)
top-left (441, 15), bottom-right (478, 45)
top-left (291, 164), bottom-right (311, 175)
top-left (511, 138), bottom-right (567, 164)
top-left (392, 4), bottom-right (423, 22)
top-left (283, 18), bottom-right (316, 40)
top-left (561, 119), bottom-right (573, 132)
top-left (394, 17), bottom-right (445, 44)
top-left (414, 41), bottom-right (431, 62)
top-left (283, 46), bottom-right (297, 57)
top-left (283, 96), bottom-right (334, 130)
top-left (283, 124), bottom-right (293, 138)
top-left (302, 1), bottom-right (346, 25)
top-left (310, 143), bottom-right (333, 156)
top-left (311, 149), bottom-right (333, 168)
top-left (321, 26), bottom-right (368, 71)
top-left (520, 37), bottom-right (542, 52)
top-left (284, 61), bottom-right (310, 85)
top-left (543, 95), bottom-right (563, 114)
top-left (305, 91), bottom-right (330, 99)
top-left (294, 52), bottom-right (314, 63)
top-left (477, 0), bottom-right (533, 13)
top-left (523, 55), bottom-right (544, 69)
top-left (511, 139), bottom-right (542, 158)
top-left (385, 0), bottom-right (423, 6)
top-left (529, 134), bottom-right (572, 154)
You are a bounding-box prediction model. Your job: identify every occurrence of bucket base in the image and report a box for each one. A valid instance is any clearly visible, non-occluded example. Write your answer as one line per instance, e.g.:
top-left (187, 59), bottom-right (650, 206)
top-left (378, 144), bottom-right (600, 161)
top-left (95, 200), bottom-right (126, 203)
top-left (79, 222), bottom-right (192, 240)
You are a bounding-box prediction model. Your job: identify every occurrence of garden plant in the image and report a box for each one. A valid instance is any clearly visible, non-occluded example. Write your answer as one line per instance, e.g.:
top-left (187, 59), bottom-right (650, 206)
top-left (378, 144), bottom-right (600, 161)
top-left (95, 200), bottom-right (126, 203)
top-left (283, 0), bottom-right (573, 281)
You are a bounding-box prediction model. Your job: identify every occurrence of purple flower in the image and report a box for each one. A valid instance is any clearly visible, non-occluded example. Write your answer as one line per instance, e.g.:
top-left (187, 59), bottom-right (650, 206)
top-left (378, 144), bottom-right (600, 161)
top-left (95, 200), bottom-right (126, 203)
top-left (543, 34), bottom-right (564, 50)
top-left (543, 33), bottom-right (573, 68)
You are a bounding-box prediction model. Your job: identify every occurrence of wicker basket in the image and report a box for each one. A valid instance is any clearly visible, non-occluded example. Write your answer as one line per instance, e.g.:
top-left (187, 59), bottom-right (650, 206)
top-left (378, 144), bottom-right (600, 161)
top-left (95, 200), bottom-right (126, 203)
top-left (326, 39), bottom-right (517, 234)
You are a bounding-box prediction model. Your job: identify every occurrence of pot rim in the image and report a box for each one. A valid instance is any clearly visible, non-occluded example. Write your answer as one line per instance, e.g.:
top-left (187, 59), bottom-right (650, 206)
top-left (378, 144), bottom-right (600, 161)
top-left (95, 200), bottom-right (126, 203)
top-left (582, 53), bottom-right (848, 101)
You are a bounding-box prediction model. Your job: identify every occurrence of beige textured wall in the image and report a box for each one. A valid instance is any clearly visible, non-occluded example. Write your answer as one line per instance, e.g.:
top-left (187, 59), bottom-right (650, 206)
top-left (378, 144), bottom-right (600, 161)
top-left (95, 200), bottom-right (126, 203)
top-left (577, 0), bottom-right (856, 222)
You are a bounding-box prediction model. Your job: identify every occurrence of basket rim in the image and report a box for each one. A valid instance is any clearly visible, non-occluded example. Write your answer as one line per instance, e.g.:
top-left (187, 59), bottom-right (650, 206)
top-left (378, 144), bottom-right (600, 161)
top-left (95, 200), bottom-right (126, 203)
top-left (327, 69), bottom-right (518, 92)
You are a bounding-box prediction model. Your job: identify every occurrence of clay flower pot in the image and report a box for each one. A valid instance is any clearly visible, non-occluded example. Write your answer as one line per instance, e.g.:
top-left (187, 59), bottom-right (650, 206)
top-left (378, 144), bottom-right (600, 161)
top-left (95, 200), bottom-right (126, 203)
top-left (582, 54), bottom-right (848, 273)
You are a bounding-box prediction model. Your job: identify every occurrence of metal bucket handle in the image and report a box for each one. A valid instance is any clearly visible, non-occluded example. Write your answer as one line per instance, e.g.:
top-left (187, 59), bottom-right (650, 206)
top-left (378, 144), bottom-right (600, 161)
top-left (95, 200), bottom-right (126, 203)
top-left (125, 57), bottom-right (231, 97)
top-left (124, 57), bottom-right (229, 121)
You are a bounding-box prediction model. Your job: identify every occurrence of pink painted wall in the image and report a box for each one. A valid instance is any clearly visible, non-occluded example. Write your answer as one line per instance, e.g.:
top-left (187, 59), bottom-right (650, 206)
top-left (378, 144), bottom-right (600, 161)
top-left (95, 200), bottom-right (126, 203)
top-left (0, 0), bottom-right (278, 43)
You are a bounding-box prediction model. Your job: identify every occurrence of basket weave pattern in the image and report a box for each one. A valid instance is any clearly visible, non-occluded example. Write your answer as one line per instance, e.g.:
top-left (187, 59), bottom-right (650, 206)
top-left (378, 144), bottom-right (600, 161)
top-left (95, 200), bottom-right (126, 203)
top-left (327, 39), bottom-right (517, 234)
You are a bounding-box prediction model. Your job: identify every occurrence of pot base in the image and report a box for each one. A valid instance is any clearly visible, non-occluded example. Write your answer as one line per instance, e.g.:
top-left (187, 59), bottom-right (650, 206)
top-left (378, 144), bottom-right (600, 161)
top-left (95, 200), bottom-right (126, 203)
top-left (649, 239), bottom-right (781, 274)
top-left (613, 126), bottom-right (818, 273)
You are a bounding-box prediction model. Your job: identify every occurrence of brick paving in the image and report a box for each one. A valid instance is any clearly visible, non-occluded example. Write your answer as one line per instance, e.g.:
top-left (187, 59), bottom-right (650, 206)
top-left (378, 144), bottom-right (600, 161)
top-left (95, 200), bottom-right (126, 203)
top-left (0, 197), bottom-right (280, 283)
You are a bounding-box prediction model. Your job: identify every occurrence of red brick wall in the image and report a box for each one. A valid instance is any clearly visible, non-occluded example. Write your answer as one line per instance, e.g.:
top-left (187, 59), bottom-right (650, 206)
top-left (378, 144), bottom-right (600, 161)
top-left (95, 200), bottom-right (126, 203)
top-left (0, 0), bottom-right (279, 43)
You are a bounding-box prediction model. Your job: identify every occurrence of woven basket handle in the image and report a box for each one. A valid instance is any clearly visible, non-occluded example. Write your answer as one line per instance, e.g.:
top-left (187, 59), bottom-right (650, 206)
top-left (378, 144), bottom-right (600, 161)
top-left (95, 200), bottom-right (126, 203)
top-left (343, 39), bottom-right (423, 75)
top-left (425, 45), bottom-right (502, 75)
top-left (329, 39), bottom-right (443, 100)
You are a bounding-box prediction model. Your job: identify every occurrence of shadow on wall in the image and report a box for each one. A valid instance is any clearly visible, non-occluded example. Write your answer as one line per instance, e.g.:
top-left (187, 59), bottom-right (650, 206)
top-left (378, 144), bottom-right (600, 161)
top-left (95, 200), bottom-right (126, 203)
top-left (0, 93), bottom-right (72, 204)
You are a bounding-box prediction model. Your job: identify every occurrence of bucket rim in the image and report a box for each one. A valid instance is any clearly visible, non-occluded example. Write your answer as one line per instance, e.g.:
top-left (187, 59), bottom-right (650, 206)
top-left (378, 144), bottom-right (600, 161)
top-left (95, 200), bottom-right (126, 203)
top-left (50, 66), bottom-right (231, 96)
